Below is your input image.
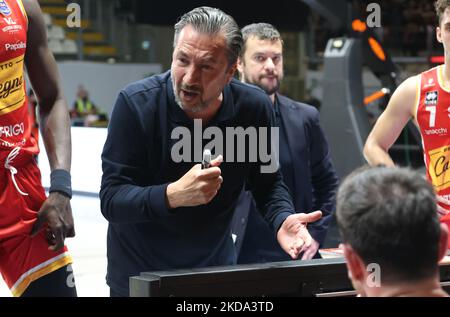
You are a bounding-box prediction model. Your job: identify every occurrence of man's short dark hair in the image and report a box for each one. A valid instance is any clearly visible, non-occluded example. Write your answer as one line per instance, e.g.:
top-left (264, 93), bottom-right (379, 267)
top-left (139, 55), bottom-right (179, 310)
top-left (173, 6), bottom-right (243, 67)
top-left (240, 23), bottom-right (283, 57)
top-left (336, 166), bottom-right (441, 283)
top-left (435, 0), bottom-right (450, 25)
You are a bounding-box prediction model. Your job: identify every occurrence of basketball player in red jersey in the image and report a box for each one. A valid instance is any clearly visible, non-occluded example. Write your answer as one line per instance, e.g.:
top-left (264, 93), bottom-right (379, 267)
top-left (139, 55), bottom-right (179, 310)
top-left (0, 0), bottom-right (76, 296)
top-left (364, 0), bottom-right (450, 248)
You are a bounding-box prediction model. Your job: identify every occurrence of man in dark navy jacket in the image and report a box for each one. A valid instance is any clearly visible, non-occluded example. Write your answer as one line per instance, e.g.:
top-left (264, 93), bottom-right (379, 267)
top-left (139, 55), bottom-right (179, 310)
top-left (100, 8), bottom-right (322, 296)
top-left (234, 23), bottom-right (339, 263)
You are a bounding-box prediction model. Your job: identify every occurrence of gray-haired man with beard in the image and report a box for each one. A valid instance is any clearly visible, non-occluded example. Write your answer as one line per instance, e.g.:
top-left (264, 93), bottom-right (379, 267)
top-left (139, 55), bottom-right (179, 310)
top-left (100, 8), bottom-right (322, 296)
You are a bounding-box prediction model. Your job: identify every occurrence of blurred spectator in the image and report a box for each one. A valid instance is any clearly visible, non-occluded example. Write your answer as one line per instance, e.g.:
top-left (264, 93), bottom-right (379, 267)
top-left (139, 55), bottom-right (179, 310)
top-left (71, 85), bottom-right (98, 119)
top-left (70, 85), bottom-right (108, 127)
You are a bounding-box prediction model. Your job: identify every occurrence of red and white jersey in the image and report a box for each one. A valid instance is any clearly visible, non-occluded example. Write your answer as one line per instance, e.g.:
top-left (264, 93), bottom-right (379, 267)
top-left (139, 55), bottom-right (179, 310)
top-left (416, 65), bottom-right (450, 226)
top-left (0, 1), bottom-right (73, 296)
top-left (0, 0), bottom-right (37, 164)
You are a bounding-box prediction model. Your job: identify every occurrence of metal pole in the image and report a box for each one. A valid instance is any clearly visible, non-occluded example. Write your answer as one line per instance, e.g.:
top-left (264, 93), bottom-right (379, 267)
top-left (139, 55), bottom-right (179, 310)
top-left (77, 0), bottom-right (85, 60)
top-left (96, 0), bottom-right (103, 34)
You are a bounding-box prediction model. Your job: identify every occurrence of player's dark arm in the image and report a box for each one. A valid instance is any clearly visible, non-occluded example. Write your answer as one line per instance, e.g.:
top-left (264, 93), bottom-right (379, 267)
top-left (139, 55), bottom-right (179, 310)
top-left (23, 0), bottom-right (74, 249)
top-left (23, 0), bottom-right (71, 171)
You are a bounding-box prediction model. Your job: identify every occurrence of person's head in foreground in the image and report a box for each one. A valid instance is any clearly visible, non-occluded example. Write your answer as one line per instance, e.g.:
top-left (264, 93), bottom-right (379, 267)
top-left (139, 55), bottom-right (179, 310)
top-left (336, 166), bottom-right (449, 297)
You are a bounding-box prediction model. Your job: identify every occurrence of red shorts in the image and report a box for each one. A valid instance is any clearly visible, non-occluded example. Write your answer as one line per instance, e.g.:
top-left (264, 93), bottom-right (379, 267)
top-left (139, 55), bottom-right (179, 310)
top-left (0, 158), bottom-right (72, 296)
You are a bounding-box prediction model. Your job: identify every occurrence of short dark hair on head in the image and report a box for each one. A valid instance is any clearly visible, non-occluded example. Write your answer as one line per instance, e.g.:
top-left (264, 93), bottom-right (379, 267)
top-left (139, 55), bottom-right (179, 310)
top-left (336, 166), bottom-right (441, 283)
top-left (240, 23), bottom-right (283, 57)
top-left (435, 0), bottom-right (450, 25)
top-left (173, 6), bottom-right (243, 67)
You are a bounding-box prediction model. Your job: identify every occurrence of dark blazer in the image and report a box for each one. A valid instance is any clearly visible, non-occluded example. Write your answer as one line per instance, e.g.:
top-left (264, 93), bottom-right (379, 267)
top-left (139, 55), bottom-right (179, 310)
top-left (232, 94), bottom-right (339, 263)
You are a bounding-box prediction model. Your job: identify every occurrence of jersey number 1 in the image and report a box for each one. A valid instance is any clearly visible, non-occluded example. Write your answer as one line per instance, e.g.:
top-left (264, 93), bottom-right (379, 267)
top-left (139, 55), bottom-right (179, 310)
top-left (425, 106), bottom-right (436, 127)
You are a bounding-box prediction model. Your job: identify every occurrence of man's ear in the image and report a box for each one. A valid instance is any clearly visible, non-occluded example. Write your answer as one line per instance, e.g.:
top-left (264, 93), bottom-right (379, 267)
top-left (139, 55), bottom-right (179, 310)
top-left (342, 243), bottom-right (365, 282)
top-left (438, 223), bottom-right (449, 262)
top-left (237, 57), bottom-right (244, 76)
top-left (437, 26), bottom-right (443, 43)
top-left (226, 62), bottom-right (237, 83)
